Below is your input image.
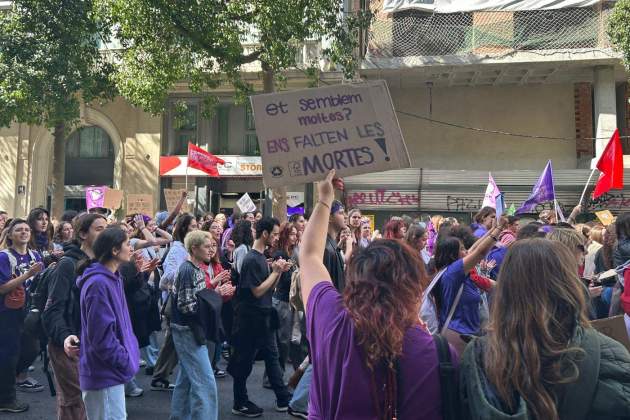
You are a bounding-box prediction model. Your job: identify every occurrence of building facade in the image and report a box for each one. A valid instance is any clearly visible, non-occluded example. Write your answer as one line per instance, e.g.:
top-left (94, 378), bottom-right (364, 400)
top-left (344, 0), bottom-right (630, 222)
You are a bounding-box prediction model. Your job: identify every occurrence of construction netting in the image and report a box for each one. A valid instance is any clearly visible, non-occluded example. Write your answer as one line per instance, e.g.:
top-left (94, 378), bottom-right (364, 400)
top-left (367, 0), bottom-right (614, 59)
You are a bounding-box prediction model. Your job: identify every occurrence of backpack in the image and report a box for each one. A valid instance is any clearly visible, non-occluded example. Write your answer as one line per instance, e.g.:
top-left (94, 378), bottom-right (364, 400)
top-left (434, 333), bottom-right (461, 420)
top-left (23, 265), bottom-right (57, 341)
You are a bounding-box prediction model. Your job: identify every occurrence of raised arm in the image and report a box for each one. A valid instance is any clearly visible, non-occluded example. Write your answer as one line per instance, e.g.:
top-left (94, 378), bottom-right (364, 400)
top-left (463, 218), bottom-right (506, 272)
top-left (300, 170), bottom-right (337, 308)
top-left (160, 191), bottom-right (187, 229)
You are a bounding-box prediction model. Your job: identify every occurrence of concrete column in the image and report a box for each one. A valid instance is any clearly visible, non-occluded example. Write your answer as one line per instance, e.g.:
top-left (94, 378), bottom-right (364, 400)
top-left (592, 66), bottom-right (617, 167)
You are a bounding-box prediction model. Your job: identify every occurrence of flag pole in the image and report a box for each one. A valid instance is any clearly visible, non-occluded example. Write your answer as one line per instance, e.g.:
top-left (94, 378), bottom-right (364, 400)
top-left (185, 165), bottom-right (189, 193)
top-left (578, 168), bottom-right (597, 207)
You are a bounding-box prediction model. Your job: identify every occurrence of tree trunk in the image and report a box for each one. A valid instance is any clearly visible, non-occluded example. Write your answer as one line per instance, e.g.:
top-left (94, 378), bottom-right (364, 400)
top-left (51, 122), bottom-right (66, 220)
top-left (262, 62), bottom-right (287, 223)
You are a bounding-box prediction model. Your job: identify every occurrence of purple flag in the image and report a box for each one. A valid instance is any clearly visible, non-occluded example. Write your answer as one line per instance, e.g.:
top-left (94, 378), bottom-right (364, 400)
top-left (516, 160), bottom-right (555, 214)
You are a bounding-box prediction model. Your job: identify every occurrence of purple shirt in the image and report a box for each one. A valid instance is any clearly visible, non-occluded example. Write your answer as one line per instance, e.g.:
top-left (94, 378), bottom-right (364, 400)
top-left (307, 282), bottom-right (454, 420)
top-left (0, 248), bottom-right (42, 313)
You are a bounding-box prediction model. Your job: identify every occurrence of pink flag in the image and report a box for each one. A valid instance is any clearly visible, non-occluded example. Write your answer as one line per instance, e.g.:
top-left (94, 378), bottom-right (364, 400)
top-left (482, 173), bottom-right (501, 209)
top-left (86, 186), bottom-right (106, 209)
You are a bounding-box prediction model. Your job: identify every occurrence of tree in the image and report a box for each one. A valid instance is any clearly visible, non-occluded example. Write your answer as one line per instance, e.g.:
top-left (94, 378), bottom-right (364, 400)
top-left (0, 0), bottom-right (116, 218)
top-left (98, 0), bottom-right (370, 221)
top-left (609, 0), bottom-right (630, 70)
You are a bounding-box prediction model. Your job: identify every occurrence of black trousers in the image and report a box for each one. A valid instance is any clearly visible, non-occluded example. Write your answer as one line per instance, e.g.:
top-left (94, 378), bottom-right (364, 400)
top-left (0, 310), bottom-right (23, 404)
top-left (227, 310), bottom-right (290, 405)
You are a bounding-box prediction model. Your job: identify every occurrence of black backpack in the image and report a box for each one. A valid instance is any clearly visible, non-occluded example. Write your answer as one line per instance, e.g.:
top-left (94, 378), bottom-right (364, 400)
top-left (434, 333), bottom-right (461, 420)
top-left (23, 265), bottom-right (57, 340)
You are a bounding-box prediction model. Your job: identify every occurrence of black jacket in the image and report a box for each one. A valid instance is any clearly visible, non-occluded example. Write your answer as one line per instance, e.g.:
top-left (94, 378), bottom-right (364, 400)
top-left (614, 238), bottom-right (630, 268)
top-left (42, 242), bottom-right (87, 347)
top-left (324, 234), bottom-right (345, 292)
top-left (120, 262), bottom-right (161, 348)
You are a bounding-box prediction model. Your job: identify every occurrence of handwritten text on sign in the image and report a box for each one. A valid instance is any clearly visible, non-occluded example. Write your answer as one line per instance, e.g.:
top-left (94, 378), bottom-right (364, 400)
top-left (250, 81), bottom-right (410, 188)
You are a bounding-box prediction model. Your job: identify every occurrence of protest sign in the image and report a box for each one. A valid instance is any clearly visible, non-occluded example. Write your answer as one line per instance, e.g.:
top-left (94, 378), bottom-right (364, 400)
top-left (250, 80), bottom-right (410, 187)
top-left (595, 210), bottom-right (615, 226)
top-left (591, 315), bottom-right (630, 352)
top-left (163, 189), bottom-right (189, 213)
top-left (237, 193), bottom-right (257, 213)
top-left (364, 214), bottom-right (375, 233)
top-left (127, 194), bottom-right (154, 216)
top-left (86, 186), bottom-right (106, 209)
top-left (103, 189), bottom-right (123, 210)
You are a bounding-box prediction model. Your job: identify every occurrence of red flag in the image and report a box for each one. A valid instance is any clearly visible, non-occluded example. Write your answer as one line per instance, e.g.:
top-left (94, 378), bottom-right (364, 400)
top-left (187, 143), bottom-right (225, 177)
top-left (593, 129), bottom-right (623, 199)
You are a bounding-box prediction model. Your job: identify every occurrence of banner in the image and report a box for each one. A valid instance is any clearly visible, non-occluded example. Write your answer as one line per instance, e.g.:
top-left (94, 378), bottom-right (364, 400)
top-left (382, 0), bottom-right (600, 13)
top-left (250, 80), bottom-right (411, 188)
top-left (127, 194), bottom-right (154, 216)
top-left (163, 189), bottom-right (189, 213)
top-left (236, 193), bottom-right (257, 213)
top-left (86, 186), bottom-right (106, 210)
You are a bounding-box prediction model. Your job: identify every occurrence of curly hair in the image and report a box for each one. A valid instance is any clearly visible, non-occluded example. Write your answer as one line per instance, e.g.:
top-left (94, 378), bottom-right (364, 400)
top-left (343, 240), bottom-right (429, 371)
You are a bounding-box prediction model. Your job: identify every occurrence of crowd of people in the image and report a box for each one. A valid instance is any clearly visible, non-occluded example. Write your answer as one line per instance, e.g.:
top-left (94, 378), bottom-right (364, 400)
top-left (1, 174), bottom-right (630, 419)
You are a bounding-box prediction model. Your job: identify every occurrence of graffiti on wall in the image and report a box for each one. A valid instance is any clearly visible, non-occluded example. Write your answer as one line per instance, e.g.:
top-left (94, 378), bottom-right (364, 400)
top-left (346, 189), bottom-right (419, 208)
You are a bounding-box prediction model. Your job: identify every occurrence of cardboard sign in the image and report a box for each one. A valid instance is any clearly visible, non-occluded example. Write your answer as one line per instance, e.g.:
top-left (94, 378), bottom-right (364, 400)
top-left (595, 210), bottom-right (615, 226)
top-left (127, 194), bottom-right (154, 216)
top-left (237, 193), bottom-right (257, 213)
top-left (591, 315), bottom-right (630, 352)
top-left (250, 80), bottom-right (411, 187)
top-left (86, 186), bottom-right (106, 209)
top-left (103, 189), bottom-right (123, 210)
top-left (163, 189), bottom-right (189, 213)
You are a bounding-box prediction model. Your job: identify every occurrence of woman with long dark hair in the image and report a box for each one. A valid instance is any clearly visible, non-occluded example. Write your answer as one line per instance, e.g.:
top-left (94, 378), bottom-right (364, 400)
top-left (299, 171), bottom-right (455, 419)
top-left (27, 207), bottom-right (60, 264)
top-left (76, 227), bottom-right (139, 420)
top-left (461, 239), bottom-right (630, 419)
top-left (434, 220), bottom-right (502, 354)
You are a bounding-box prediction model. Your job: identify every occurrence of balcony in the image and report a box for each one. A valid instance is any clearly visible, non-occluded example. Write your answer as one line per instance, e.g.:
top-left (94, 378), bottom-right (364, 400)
top-left (363, 0), bottom-right (623, 82)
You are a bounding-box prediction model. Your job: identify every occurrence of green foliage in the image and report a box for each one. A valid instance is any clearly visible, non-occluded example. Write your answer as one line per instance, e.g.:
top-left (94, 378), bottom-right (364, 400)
top-left (0, 0), bottom-right (117, 129)
top-left (97, 0), bottom-right (371, 115)
top-left (609, 0), bottom-right (630, 70)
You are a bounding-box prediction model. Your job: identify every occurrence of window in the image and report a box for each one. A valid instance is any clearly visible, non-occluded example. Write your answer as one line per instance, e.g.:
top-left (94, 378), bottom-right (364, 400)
top-left (245, 104), bottom-right (260, 156)
top-left (66, 126), bottom-right (114, 159)
top-left (173, 104), bottom-right (199, 155)
top-left (392, 11), bottom-right (473, 56)
top-left (65, 126), bottom-right (114, 186)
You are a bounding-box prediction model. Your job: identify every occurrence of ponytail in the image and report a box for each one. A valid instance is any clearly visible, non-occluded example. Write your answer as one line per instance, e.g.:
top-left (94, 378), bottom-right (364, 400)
top-left (76, 258), bottom-right (97, 276)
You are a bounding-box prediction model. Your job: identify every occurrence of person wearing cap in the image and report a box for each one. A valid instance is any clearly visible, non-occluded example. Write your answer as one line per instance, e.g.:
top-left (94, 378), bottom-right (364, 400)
top-left (324, 200), bottom-right (347, 292)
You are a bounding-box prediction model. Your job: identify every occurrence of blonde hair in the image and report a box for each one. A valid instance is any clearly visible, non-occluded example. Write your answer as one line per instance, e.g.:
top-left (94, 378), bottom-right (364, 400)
top-left (547, 228), bottom-right (584, 252)
top-left (184, 230), bottom-right (211, 254)
top-left (589, 225), bottom-right (604, 245)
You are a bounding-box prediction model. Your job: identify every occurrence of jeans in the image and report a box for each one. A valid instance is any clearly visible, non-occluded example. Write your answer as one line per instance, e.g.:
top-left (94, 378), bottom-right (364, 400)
top-left (82, 384), bottom-right (126, 420)
top-left (227, 312), bottom-right (291, 406)
top-left (170, 323), bottom-right (218, 420)
top-left (140, 332), bottom-right (160, 368)
top-left (152, 327), bottom-right (178, 383)
top-left (0, 310), bottom-right (22, 404)
top-left (289, 364), bottom-right (312, 413)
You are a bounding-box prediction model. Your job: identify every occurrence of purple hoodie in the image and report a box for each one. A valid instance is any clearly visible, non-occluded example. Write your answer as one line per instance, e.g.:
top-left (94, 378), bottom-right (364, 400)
top-left (76, 262), bottom-right (139, 391)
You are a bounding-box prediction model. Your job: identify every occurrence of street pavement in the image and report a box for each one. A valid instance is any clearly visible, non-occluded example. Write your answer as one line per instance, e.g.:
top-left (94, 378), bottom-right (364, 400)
top-left (16, 355), bottom-right (290, 420)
